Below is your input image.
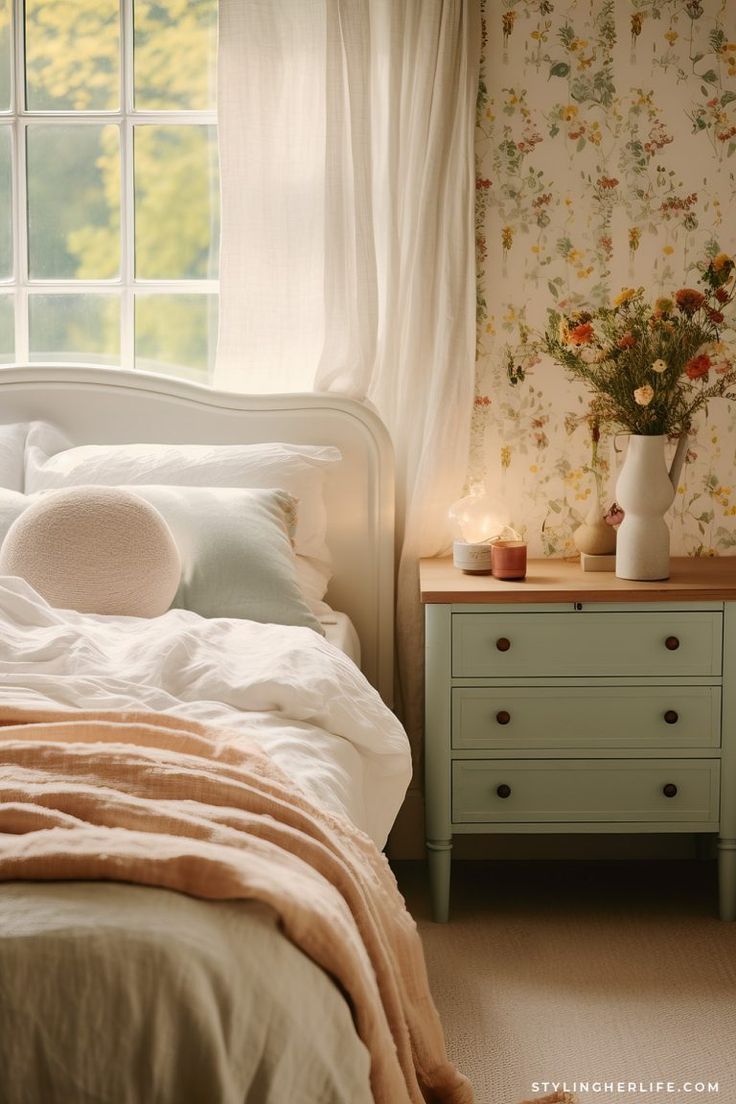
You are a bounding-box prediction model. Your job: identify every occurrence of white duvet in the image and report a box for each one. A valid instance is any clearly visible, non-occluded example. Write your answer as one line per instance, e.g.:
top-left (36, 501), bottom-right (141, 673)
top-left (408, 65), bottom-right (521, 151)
top-left (0, 575), bottom-right (411, 847)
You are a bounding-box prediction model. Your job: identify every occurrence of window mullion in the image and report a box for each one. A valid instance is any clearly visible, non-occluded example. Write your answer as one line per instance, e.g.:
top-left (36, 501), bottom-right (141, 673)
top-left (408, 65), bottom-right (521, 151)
top-left (120, 0), bottom-right (134, 371)
top-left (12, 0), bottom-right (27, 361)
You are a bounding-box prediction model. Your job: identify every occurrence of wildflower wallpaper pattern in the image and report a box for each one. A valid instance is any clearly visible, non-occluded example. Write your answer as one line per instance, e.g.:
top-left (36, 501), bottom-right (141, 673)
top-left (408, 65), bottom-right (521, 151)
top-left (473, 0), bottom-right (736, 556)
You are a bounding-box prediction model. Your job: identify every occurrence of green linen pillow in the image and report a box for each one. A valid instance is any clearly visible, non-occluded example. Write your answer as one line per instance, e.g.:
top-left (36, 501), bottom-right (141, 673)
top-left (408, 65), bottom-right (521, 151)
top-left (124, 484), bottom-right (324, 633)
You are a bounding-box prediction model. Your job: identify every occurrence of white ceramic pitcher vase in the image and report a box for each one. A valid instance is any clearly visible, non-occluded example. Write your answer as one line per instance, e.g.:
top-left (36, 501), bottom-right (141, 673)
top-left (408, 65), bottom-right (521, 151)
top-left (615, 433), bottom-right (688, 581)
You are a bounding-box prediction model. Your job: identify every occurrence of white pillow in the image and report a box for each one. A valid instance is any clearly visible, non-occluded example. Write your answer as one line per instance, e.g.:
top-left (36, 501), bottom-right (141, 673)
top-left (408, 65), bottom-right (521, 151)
top-left (0, 486), bottom-right (181, 618)
top-left (25, 424), bottom-right (340, 602)
top-left (0, 423), bottom-right (28, 491)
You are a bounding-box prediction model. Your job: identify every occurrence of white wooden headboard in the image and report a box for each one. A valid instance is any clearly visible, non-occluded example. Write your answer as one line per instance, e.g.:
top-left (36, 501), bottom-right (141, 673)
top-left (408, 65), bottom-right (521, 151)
top-left (0, 366), bottom-right (395, 704)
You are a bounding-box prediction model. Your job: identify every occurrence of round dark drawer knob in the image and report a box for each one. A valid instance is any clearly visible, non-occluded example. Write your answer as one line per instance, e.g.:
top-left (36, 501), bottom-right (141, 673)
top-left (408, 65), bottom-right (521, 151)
top-left (665, 636), bottom-right (680, 651)
top-left (496, 784), bottom-right (512, 799)
top-left (664, 710), bottom-right (679, 725)
top-left (496, 710), bottom-right (511, 725)
top-left (663, 783), bottom-right (678, 798)
top-left (496, 637), bottom-right (511, 652)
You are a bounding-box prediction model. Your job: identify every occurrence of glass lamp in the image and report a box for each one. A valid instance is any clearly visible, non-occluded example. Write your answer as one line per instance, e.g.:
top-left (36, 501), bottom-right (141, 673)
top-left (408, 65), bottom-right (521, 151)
top-left (449, 487), bottom-right (506, 574)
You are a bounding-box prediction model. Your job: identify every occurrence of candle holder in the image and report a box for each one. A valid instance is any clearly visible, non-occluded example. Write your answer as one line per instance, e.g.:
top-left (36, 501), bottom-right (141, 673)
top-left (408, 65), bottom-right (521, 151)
top-left (490, 539), bottom-right (527, 580)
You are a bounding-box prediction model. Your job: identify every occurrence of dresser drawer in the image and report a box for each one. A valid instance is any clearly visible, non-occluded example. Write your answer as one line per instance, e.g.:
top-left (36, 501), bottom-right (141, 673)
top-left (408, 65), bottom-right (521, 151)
top-left (452, 685), bottom-right (721, 750)
top-left (451, 759), bottom-right (720, 825)
top-left (451, 611), bottom-right (722, 678)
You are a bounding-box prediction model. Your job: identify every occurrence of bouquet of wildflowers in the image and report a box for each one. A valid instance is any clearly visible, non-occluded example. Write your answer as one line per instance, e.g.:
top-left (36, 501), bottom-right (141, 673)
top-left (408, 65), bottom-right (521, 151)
top-left (542, 253), bottom-right (736, 437)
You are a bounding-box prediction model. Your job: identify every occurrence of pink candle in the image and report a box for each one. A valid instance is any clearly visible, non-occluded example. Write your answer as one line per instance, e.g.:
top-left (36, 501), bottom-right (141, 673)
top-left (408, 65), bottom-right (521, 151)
top-left (491, 540), bottom-right (527, 580)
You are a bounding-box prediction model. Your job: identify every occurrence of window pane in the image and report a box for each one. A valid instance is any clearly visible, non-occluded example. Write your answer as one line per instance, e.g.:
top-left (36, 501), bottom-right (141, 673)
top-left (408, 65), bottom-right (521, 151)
top-left (135, 294), bottom-right (216, 382)
top-left (0, 294), bottom-right (13, 361)
top-left (29, 294), bottom-right (120, 364)
top-left (0, 126), bottom-right (11, 278)
top-left (134, 0), bottom-right (216, 111)
top-left (25, 0), bottom-right (119, 111)
top-left (27, 124), bottom-right (120, 279)
top-left (0, 0), bottom-right (11, 112)
top-left (134, 125), bottom-right (218, 280)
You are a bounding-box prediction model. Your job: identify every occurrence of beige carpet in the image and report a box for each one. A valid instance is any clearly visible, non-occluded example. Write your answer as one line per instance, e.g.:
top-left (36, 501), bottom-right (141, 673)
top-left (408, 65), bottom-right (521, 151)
top-left (394, 859), bottom-right (736, 1104)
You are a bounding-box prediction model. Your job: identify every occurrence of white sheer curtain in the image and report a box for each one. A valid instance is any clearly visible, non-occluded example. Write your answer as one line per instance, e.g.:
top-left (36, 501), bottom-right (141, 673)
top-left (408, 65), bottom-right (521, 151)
top-left (216, 0), bottom-right (480, 777)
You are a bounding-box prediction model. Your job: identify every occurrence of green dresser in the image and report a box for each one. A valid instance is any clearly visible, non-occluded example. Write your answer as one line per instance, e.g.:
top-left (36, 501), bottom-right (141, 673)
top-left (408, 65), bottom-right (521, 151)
top-left (420, 557), bottom-right (736, 922)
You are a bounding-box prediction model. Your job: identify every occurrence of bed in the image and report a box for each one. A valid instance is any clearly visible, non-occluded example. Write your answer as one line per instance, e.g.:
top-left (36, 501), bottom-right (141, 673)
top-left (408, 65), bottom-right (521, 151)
top-left (0, 367), bottom-right (472, 1104)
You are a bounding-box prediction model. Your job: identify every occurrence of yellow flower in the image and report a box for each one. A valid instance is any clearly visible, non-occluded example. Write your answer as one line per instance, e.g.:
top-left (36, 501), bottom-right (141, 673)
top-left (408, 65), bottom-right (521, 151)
top-left (634, 384), bottom-right (654, 406)
top-left (662, 245), bottom-right (674, 256)
top-left (613, 287), bottom-right (639, 307)
top-left (713, 252), bottom-right (733, 272)
top-left (654, 297), bottom-right (674, 315)
top-left (500, 446), bottom-right (512, 470)
top-left (562, 105), bottom-right (578, 121)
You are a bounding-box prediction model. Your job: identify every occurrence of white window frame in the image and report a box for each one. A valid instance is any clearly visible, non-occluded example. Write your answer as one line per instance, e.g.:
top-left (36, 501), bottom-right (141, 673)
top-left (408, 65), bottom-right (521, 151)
top-left (2, 0), bottom-right (218, 370)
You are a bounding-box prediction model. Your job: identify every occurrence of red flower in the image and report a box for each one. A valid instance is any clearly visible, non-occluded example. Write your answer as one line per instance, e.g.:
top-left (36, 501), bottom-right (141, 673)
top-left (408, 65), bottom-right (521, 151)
top-left (617, 332), bottom-right (636, 349)
top-left (675, 288), bottom-right (706, 314)
top-left (568, 322), bottom-right (594, 345)
top-left (685, 354), bottom-right (711, 380)
top-left (707, 309), bottom-right (725, 324)
top-left (715, 287), bottom-right (730, 303)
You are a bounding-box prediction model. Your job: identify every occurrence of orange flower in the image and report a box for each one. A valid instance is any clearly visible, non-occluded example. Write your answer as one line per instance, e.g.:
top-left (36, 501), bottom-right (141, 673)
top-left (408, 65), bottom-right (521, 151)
top-left (685, 354), bottom-right (711, 380)
top-left (618, 332), bottom-right (636, 349)
top-left (675, 288), bottom-right (705, 314)
top-left (708, 308), bottom-right (725, 324)
top-left (568, 322), bottom-right (594, 345)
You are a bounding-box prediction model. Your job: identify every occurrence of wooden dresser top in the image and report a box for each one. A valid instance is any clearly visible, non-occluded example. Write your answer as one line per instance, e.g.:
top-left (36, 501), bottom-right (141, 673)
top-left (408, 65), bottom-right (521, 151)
top-left (419, 556), bottom-right (736, 604)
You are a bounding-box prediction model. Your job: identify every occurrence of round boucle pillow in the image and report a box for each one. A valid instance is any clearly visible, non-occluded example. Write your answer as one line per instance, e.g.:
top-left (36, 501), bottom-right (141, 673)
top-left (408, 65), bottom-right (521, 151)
top-left (0, 486), bottom-right (181, 617)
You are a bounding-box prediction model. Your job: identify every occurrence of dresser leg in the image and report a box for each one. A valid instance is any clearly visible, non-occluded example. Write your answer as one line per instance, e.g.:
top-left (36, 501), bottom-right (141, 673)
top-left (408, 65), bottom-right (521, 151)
top-left (427, 840), bottom-right (452, 923)
top-left (717, 839), bottom-right (736, 921)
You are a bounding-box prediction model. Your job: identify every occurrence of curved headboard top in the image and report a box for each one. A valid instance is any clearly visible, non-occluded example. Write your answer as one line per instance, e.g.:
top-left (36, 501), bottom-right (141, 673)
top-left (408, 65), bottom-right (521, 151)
top-left (0, 366), bottom-right (395, 704)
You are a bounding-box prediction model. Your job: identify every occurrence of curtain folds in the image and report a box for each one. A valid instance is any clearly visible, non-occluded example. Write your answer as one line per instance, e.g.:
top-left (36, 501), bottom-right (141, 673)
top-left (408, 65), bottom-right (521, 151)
top-left (217, 0), bottom-right (481, 775)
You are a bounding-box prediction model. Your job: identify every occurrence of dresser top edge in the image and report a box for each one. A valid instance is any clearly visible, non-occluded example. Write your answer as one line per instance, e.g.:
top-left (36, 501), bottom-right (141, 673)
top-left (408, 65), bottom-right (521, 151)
top-left (419, 557), bottom-right (736, 604)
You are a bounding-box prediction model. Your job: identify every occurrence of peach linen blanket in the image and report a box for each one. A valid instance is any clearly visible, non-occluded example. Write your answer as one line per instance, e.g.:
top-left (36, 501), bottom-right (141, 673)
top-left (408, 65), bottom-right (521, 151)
top-left (0, 704), bottom-right (473, 1104)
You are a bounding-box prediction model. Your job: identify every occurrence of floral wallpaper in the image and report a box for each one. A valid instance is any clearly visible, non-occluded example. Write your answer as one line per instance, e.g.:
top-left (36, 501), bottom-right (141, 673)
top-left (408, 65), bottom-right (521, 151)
top-left (473, 0), bottom-right (736, 556)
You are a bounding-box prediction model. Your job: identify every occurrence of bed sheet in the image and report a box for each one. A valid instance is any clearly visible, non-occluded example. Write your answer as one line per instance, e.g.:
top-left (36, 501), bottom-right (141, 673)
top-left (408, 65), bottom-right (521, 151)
top-left (319, 608), bottom-right (361, 665)
top-left (0, 882), bottom-right (374, 1104)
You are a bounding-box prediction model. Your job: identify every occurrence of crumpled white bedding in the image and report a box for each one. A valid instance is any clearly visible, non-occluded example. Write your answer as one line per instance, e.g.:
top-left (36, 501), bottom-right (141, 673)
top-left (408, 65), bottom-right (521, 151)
top-left (0, 575), bottom-right (411, 1104)
top-left (0, 575), bottom-right (410, 847)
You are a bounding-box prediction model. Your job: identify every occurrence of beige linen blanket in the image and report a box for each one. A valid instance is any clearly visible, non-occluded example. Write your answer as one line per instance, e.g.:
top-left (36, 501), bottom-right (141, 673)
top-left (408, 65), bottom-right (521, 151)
top-left (0, 704), bottom-right (473, 1104)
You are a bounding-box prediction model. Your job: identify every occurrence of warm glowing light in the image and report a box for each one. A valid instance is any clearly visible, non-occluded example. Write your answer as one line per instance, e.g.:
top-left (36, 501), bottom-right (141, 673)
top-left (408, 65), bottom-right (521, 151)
top-left (449, 488), bottom-right (506, 544)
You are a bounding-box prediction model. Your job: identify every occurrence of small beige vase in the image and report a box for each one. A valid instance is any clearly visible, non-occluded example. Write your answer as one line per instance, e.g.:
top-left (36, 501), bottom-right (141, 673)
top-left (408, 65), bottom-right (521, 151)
top-left (573, 496), bottom-right (616, 556)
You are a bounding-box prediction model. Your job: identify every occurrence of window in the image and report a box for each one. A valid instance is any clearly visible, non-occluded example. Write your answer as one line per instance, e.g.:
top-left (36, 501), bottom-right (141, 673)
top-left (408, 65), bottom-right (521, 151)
top-left (0, 0), bottom-right (219, 383)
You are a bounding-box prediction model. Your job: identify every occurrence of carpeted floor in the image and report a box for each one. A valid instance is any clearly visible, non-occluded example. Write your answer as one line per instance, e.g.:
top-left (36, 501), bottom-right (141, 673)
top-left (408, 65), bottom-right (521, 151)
top-left (394, 859), bottom-right (736, 1104)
